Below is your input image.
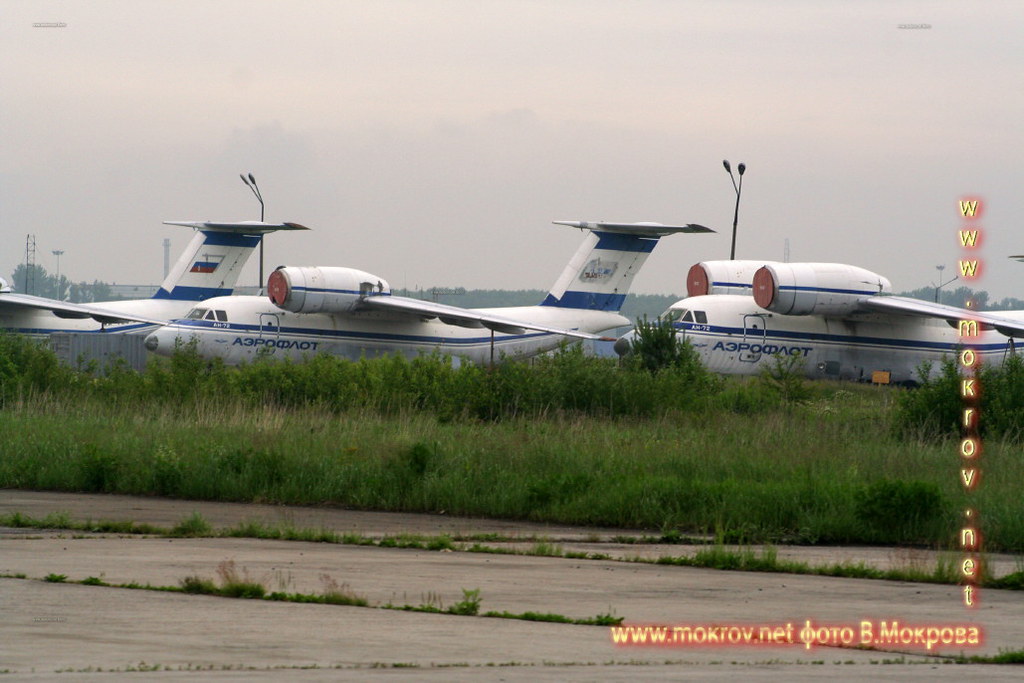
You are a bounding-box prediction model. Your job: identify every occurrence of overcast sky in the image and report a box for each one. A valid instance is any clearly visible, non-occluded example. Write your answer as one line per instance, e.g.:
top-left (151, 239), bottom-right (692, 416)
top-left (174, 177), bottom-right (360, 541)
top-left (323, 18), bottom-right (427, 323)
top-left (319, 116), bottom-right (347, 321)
top-left (3, 1), bottom-right (1022, 301)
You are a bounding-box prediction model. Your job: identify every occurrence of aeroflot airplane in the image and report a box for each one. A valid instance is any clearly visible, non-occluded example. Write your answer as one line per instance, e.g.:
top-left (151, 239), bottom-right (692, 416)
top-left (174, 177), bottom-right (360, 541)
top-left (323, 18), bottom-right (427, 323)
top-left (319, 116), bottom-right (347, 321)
top-left (0, 221), bottom-right (308, 336)
top-left (144, 220), bottom-right (713, 365)
top-left (615, 259), bottom-right (1024, 385)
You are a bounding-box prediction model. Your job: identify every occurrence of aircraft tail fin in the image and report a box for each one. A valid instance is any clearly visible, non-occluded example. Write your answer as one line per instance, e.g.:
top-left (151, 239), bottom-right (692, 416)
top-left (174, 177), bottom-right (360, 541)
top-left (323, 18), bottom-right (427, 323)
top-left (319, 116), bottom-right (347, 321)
top-left (540, 221), bottom-right (713, 311)
top-left (153, 221), bottom-right (309, 301)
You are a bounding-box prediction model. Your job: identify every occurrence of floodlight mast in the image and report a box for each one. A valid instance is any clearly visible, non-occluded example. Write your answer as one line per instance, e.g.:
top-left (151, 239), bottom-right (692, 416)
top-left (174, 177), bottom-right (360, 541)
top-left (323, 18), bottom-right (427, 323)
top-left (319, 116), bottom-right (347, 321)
top-left (240, 173), bottom-right (266, 293)
top-left (52, 249), bottom-right (64, 300)
top-left (933, 264), bottom-right (958, 303)
top-left (723, 160), bottom-right (746, 260)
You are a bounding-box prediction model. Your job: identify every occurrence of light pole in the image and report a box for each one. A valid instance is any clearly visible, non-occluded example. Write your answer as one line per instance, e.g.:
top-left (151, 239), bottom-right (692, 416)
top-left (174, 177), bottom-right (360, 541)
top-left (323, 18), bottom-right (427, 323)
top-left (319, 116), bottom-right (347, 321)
top-left (52, 249), bottom-right (64, 300)
top-left (933, 264), bottom-right (957, 303)
top-left (723, 160), bottom-right (746, 260)
top-left (240, 173), bottom-right (265, 292)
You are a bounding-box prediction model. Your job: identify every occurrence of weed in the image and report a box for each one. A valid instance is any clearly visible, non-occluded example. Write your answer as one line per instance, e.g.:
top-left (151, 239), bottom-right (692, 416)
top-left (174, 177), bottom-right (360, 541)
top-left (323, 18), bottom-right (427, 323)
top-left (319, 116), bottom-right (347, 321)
top-left (426, 535), bottom-right (455, 551)
top-left (529, 541), bottom-right (563, 557)
top-left (215, 559), bottom-right (266, 599)
top-left (448, 588), bottom-right (481, 616)
top-left (4, 512), bottom-right (32, 527)
top-left (319, 573), bottom-right (368, 607)
top-left (40, 511), bottom-right (72, 529)
top-left (44, 573), bottom-right (67, 583)
top-left (170, 511), bottom-right (212, 537)
top-left (179, 575), bottom-right (218, 594)
top-left (758, 353), bottom-right (811, 403)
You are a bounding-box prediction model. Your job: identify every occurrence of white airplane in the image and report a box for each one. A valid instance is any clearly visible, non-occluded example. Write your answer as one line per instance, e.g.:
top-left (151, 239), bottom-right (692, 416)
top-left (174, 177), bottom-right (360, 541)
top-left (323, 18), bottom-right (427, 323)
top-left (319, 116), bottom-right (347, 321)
top-left (614, 259), bottom-right (1024, 385)
top-left (143, 220), bottom-right (713, 365)
top-left (0, 221), bottom-right (308, 336)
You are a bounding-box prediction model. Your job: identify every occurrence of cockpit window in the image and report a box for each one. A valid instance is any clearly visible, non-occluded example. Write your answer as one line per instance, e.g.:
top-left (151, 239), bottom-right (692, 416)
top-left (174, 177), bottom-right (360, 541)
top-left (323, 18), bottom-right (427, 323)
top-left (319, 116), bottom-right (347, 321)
top-left (694, 311), bottom-right (707, 324)
top-left (185, 308), bottom-right (207, 320)
top-left (681, 310), bottom-right (694, 323)
top-left (215, 310), bottom-right (227, 322)
top-left (661, 308), bottom-right (683, 322)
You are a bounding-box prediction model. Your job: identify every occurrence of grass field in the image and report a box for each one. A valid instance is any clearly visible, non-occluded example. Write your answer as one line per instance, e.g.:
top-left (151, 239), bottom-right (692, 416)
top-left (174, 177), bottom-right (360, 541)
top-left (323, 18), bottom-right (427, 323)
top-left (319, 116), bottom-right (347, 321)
top-left (1, 384), bottom-right (1017, 550)
top-left (1, 333), bottom-right (1019, 551)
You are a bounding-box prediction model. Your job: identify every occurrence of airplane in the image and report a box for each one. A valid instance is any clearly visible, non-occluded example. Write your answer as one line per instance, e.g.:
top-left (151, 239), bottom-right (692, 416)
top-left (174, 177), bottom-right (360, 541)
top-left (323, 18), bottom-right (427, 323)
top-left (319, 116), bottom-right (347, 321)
top-left (613, 259), bottom-right (1024, 385)
top-left (0, 221), bottom-right (309, 336)
top-left (143, 220), bottom-right (714, 365)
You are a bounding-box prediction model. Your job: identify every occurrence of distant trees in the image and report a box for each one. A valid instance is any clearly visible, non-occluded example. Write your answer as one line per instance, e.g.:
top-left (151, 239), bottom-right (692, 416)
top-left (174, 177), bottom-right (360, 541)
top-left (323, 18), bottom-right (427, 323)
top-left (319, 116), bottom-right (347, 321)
top-left (7, 264), bottom-right (119, 303)
top-left (894, 285), bottom-right (1024, 311)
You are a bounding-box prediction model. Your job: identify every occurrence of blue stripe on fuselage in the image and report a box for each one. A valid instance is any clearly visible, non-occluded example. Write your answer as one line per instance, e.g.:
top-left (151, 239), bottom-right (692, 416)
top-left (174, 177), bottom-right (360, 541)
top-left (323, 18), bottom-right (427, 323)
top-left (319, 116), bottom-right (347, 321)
top-left (169, 318), bottom-right (555, 346)
top-left (676, 322), bottom-right (1008, 353)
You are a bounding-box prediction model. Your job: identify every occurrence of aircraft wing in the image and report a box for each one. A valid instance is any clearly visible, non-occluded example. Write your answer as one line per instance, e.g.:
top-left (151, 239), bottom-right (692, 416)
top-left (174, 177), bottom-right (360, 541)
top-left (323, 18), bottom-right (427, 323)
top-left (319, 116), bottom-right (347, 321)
top-left (859, 296), bottom-right (1024, 338)
top-left (0, 291), bottom-right (167, 326)
top-left (356, 295), bottom-right (616, 341)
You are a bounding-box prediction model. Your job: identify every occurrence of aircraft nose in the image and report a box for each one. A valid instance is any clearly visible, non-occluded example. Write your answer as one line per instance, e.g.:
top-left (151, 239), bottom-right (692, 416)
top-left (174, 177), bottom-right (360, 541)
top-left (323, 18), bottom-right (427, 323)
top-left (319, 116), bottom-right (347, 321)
top-left (144, 332), bottom-right (160, 352)
top-left (613, 334), bottom-right (633, 357)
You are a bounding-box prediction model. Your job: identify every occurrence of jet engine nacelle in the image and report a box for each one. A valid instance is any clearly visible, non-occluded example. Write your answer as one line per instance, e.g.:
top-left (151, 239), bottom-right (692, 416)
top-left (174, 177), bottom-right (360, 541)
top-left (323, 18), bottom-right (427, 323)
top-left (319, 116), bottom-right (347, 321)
top-left (268, 266), bottom-right (391, 314)
top-left (687, 260), bottom-right (782, 297)
top-left (752, 263), bottom-right (891, 316)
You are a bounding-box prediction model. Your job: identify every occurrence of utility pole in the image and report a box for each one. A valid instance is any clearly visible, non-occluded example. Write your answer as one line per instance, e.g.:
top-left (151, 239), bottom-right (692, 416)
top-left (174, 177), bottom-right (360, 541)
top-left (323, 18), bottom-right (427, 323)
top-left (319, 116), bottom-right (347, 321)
top-left (24, 234), bottom-right (36, 294)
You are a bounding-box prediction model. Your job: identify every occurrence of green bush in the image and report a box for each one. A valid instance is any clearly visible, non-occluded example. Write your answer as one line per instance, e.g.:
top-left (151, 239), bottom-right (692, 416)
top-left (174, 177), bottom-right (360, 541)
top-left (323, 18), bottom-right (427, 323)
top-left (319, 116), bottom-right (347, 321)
top-left (854, 480), bottom-right (947, 544)
top-left (893, 354), bottom-right (1024, 441)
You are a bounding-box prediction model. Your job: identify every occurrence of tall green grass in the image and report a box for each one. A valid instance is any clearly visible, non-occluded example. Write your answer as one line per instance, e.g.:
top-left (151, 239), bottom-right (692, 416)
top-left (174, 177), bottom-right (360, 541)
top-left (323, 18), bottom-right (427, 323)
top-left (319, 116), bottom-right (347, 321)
top-left (1, 331), bottom-right (1020, 550)
top-left (893, 355), bottom-right (1024, 441)
top-left (3, 391), bottom-right (1017, 548)
top-left (0, 332), bottom-right (719, 420)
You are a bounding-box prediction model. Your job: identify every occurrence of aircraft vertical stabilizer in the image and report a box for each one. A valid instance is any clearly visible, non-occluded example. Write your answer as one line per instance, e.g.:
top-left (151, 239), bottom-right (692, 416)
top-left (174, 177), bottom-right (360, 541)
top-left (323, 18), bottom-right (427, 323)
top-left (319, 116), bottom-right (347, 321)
top-left (154, 221), bottom-right (308, 301)
top-left (541, 221), bottom-right (713, 311)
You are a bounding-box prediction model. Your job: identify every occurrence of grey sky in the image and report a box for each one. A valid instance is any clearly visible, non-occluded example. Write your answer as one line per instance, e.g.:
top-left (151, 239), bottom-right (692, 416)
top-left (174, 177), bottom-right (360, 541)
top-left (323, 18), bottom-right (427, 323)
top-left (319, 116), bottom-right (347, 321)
top-left (3, 1), bottom-right (1022, 299)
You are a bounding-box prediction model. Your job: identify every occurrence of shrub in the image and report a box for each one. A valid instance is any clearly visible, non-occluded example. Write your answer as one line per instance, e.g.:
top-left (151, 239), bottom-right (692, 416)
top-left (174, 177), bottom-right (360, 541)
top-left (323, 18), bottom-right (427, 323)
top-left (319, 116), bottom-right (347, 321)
top-left (854, 480), bottom-right (947, 544)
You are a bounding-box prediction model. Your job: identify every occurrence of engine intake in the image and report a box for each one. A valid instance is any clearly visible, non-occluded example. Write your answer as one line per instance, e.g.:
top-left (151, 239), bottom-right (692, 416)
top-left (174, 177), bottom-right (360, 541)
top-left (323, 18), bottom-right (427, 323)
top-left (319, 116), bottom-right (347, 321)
top-left (687, 260), bottom-right (781, 297)
top-left (268, 266), bottom-right (391, 314)
top-left (752, 263), bottom-right (891, 316)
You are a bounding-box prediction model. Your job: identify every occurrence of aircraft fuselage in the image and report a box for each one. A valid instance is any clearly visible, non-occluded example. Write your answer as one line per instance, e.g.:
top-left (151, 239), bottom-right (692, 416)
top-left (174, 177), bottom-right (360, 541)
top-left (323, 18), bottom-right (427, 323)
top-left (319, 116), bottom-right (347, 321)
top-left (145, 295), bottom-right (629, 365)
top-left (657, 295), bottom-right (1020, 384)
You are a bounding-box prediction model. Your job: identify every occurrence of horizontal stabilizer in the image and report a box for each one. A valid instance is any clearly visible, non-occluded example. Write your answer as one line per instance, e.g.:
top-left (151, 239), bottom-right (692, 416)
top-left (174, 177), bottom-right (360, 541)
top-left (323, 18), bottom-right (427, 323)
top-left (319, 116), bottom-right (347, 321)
top-left (163, 221), bottom-right (310, 234)
top-left (553, 221), bottom-right (714, 237)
